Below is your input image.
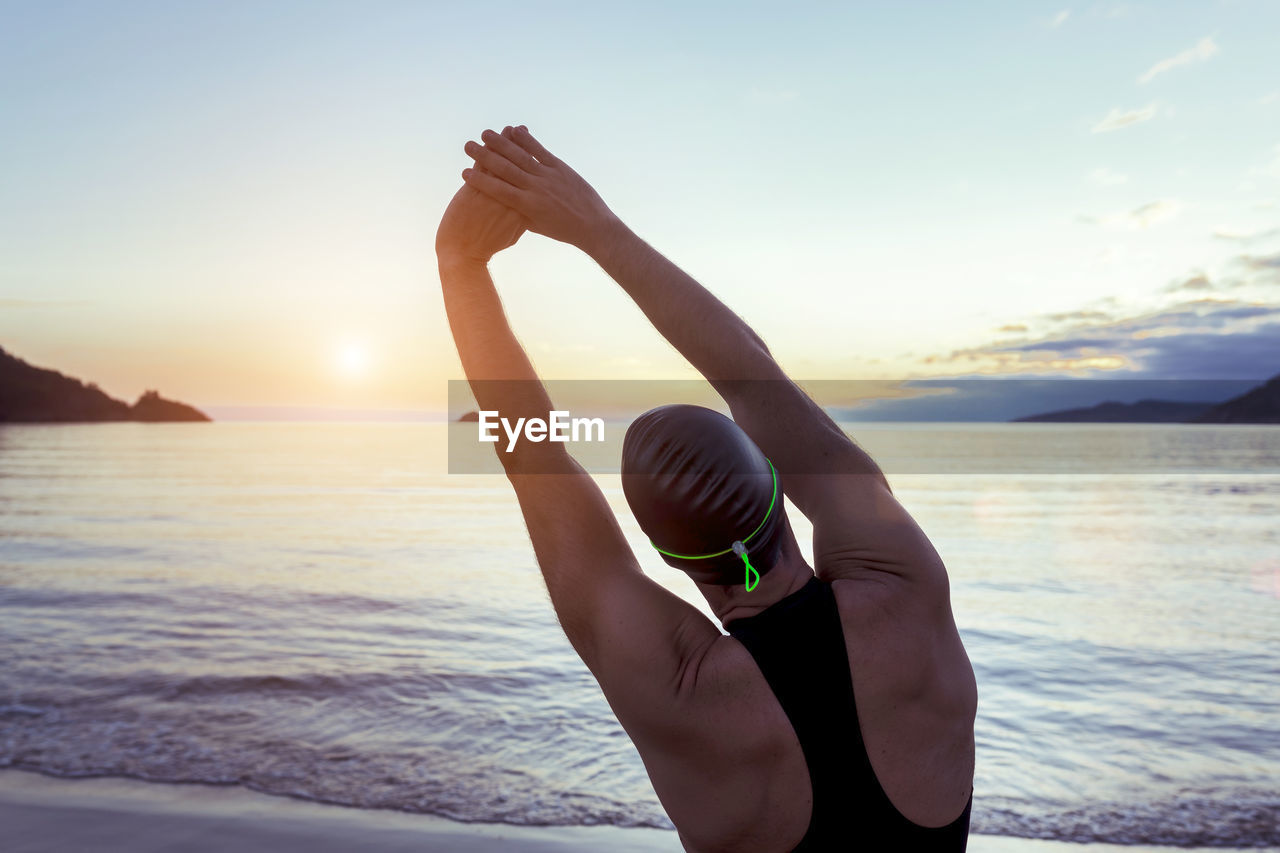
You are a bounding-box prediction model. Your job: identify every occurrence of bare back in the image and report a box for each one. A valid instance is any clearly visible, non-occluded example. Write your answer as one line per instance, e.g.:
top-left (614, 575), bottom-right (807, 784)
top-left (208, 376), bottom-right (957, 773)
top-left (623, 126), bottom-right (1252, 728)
top-left (624, 517), bottom-right (977, 852)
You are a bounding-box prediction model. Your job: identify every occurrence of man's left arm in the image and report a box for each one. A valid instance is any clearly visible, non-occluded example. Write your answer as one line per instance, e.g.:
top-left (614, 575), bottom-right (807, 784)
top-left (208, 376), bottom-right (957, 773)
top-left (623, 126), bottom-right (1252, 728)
top-left (436, 182), bottom-right (721, 725)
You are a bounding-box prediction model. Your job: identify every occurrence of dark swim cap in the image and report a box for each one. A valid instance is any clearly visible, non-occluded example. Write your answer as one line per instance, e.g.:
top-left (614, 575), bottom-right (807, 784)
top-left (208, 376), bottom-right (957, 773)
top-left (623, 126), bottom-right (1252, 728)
top-left (621, 405), bottom-right (785, 587)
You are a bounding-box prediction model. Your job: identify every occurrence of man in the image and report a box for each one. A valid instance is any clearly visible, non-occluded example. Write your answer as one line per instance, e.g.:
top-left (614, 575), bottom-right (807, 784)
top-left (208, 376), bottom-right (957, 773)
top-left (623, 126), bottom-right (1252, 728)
top-left (436, 125), bottom-right (976, 851)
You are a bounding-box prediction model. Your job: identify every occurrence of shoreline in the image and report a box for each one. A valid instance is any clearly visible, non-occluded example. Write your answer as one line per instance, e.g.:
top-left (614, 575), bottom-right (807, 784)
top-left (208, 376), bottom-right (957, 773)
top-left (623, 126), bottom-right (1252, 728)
top-left (1, 769), bottom-right (1273, 852)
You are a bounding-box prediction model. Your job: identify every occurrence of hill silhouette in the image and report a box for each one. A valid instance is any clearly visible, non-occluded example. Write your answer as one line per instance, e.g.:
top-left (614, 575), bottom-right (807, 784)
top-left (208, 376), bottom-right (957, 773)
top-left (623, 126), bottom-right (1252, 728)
top-left (1013, 373), bottom-right (1280, 424)
top-left (0, 346), bottom-right (210, 423)
top-left (1193, 374), bottom-right (1280, 424)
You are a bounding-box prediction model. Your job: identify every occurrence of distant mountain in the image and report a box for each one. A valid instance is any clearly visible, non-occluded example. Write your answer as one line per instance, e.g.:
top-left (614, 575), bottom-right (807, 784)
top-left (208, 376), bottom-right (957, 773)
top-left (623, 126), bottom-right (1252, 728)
top-left (129, 389), bottom-right (210, 422)
top-left (1013, 399), bottom-right (1216, 423)
top-left (1013, 372), bottom-right (1280, 424)
top-left (1192, 374), bottom-right (1280, 424)
top-left (0, 346), bottom-right (210, 423)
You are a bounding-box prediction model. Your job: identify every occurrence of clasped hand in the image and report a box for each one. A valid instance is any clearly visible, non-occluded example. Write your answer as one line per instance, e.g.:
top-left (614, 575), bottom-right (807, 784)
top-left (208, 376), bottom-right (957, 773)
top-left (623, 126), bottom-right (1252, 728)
top-left (436, 125), bottom-right (617, 266)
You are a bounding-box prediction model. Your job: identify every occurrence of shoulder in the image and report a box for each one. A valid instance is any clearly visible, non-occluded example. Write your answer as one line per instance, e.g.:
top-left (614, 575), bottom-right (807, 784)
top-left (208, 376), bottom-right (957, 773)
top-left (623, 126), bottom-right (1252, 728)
top-left (626, 633), bottom-right (784, 754)
top-left (628, 634), bottom-right (813, 852)
top-left (804, 476), bottom-right (952, 591)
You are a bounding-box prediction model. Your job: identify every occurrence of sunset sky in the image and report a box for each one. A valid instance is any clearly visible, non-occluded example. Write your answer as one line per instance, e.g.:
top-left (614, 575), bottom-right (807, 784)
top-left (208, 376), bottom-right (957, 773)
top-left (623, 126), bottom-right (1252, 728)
top-left (2, 0), bottom-right (1278, 416)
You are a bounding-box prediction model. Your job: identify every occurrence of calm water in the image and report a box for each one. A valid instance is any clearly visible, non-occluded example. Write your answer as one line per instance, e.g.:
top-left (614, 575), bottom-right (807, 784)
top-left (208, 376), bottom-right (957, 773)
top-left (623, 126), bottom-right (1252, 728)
top-left (1, 423), bottom-right (1277, 846)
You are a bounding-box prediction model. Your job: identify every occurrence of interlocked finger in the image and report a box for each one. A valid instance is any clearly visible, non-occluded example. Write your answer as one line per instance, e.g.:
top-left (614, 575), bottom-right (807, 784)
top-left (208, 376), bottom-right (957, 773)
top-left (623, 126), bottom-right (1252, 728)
top-left (462, 167), bottom-right (525, 209)
top-left (465, 140), bottom-right (532, 188)
top-left (510, 126), bottom-right (563, 168)
top-left (480, 128), bottom-right (544, 175)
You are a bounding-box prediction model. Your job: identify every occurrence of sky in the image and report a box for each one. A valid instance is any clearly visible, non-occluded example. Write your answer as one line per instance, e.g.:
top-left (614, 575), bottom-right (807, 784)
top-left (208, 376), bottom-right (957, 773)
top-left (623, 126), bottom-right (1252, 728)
top-left (2, 0), bottom-right (1278, 416)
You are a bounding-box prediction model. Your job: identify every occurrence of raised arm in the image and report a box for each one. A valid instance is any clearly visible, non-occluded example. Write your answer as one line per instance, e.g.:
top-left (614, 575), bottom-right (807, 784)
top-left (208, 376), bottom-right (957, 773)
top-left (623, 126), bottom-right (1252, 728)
top-left (435, 179), bottom-right (722, 733)
top-left (460, 129), bottom-right (921, 543)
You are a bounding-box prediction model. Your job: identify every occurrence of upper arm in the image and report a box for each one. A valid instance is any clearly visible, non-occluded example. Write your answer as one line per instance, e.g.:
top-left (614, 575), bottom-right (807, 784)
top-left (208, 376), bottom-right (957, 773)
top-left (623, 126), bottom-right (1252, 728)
top-left (805, 475), bottom-right (949, 587)
top-left (710, 363), bottom-right (890, 518)
top-left (505, 451), bottom-right (723, 731)
top-left (710, 371), bottom-right (946, 587)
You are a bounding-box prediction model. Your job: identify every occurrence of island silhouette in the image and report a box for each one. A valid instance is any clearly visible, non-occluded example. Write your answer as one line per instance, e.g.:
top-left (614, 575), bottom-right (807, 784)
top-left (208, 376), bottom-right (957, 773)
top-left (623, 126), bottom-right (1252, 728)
top-left (1, 346), bottom-right (210, 422)
top-left (1013, 373), bottom-right (1280, 424)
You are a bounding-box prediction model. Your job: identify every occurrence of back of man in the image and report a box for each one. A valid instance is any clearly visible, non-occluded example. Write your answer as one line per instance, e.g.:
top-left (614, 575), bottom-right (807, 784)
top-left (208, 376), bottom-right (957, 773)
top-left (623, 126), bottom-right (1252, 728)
top-left (450, 124), bottom-right (977, 852)
top-left (629, 568), bottom-right (976, 852)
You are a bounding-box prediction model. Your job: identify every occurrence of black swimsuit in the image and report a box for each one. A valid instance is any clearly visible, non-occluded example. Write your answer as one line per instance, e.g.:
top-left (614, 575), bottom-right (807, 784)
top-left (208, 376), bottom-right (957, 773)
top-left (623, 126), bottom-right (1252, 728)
top-left (725, 577), bottom-right (973, 851)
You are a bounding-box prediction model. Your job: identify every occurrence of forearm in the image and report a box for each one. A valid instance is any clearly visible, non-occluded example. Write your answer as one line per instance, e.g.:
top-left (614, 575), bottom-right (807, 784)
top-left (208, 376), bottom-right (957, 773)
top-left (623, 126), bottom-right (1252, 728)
top-left (584, 217), bottom-right (779, 383)
top-left (460, 125), bottom-right (888, 512)
top-left (438, 256), bottom-right (568, 472)
top-left (581, 218), bottom-right (886, 492)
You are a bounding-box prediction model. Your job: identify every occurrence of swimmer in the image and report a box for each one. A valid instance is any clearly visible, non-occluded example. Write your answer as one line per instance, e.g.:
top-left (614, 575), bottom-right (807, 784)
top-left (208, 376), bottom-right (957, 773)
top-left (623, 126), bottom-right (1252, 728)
top-left (436, 126), bottom-right (976, 852)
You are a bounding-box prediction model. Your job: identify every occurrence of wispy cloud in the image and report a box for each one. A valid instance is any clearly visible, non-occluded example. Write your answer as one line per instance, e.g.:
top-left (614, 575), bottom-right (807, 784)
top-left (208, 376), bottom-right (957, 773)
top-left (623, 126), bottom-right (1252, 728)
top-left (1240, 251), bottom-right (1280, 273)
top-left (1164, 272), bottom-right (1213, 293)
top-left (1050, 9), bottom-right (1070, 28)
top-left (1212, 225), bottom-right (1280, 242)
top-left (931, 299), bottom-right (1280, 378)
top-left (1046, 309), bottom-right (1113, 323)
top-left (924, 248), bottom-right (1280, 379)
top-left (1091, 103), bottom-right (1157, 133)
top-left (1138, 36), bottom-right (1219, 85)
top-left (1079, 199), bottom-right (1182, 229)
top-left (997, 324), bottom-right (1028, 333)
top-left (1089, 167), bottom-right (1129, 186)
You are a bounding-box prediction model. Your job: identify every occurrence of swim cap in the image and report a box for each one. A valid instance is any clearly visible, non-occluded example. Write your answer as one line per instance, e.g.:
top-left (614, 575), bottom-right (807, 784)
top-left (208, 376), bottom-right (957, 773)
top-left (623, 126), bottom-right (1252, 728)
top-left (621, 405), bottom-right (785, 587)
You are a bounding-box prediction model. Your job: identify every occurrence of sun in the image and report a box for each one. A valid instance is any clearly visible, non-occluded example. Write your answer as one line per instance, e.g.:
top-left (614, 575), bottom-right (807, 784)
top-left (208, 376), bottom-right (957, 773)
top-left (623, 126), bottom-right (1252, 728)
top-left (335, 341), bottom-right (370, 377)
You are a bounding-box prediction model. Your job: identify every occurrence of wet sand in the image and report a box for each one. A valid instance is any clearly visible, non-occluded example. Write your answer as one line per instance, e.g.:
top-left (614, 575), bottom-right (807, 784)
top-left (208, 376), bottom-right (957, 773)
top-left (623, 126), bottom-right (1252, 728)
top-left (1, 770), bottom-right (1271, 852)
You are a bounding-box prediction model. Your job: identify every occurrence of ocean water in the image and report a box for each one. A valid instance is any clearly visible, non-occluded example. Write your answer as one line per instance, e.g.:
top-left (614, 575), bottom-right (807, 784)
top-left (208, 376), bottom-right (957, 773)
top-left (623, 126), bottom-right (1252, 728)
top-left (1, 422), bottom-right (1277, 847)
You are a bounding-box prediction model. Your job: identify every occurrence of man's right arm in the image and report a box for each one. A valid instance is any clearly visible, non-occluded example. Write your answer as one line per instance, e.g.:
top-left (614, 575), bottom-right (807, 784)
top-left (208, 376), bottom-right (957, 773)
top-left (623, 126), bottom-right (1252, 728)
top-left (462, 126), bottom-right (943, 586)
top-left (581, 212), bottom-right (889, 488)
top-left (580, 215), bottom-right (949, 588)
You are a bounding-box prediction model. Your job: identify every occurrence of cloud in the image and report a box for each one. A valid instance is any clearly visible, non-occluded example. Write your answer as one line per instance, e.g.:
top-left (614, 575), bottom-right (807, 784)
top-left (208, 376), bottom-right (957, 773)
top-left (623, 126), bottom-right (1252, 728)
top-left (1261, 92), bottom-right (1279, 106)
top-left (1240, 251), bottom-right (1280, 272)
top-left (948, 299), bottom-right (1280, 378)
top-left (1046, 309), bottom-right (1113, 323)
top-left (1091, 104), bottom-right (1157, 133)
top-left (923, 254), bottom-right (1280, 381)
top-left (1138, 36), bottom-right (1219, 85)
top-left (1164, 272), bottom-right (1213, 292)
top-left (997, 324), bottom-right (1028, 333)
top-left (1089, 168), bottom-right (1129, 186)
top-left (1212, 225), bottom-right (1280, 242)
top-left (1080, 199), bottom-right (1182, 229)
top-left (1050, 9), bottom-right (1070, 28)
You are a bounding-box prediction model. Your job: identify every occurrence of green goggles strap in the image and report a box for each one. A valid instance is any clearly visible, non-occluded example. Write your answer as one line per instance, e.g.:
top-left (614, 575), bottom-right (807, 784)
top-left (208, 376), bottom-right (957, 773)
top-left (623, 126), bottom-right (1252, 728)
top-left (732, 541), bottom-right (760, 591)
top-left (649, 459), bottom-right (776, 592)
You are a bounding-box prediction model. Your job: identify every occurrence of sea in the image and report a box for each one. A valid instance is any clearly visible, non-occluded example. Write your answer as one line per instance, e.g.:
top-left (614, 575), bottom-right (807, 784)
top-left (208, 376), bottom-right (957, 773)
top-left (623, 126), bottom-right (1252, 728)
top-left (1, 422), bottom-right (1277, 847)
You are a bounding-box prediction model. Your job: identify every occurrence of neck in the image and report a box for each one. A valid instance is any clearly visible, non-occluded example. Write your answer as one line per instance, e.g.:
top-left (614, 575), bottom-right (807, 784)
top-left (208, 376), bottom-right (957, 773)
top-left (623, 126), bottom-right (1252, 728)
top-left (695, 547), bottom-right (814, 626)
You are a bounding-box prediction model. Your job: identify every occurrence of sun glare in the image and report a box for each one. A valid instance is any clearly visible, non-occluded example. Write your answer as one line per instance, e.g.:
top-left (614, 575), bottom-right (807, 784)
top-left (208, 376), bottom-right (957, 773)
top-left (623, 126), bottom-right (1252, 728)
top-left (336, 342), bottom-right (370, 377)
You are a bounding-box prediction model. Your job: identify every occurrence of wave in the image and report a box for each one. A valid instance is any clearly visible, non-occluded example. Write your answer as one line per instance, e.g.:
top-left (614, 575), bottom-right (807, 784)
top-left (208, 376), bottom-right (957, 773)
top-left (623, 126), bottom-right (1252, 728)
top-left (974, 793), bottom-right (1279, 848)
top-left (5, 758), bottom-right (1274, 845)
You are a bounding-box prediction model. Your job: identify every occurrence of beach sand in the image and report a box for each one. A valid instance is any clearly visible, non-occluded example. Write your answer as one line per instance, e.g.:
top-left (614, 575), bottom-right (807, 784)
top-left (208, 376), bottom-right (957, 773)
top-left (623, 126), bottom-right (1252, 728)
top-left (1, 769), bottom-right (1270, 852)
